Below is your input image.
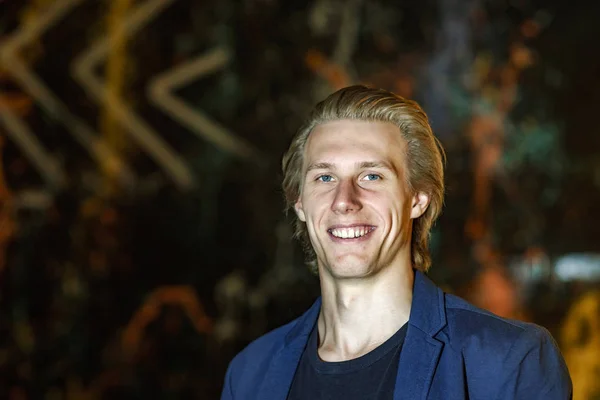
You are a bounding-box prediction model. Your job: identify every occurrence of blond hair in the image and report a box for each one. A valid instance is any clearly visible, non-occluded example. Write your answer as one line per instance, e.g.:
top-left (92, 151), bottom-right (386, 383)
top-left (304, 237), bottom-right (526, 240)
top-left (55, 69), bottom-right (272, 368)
top-left (282, 85), bottom-right (445, 272)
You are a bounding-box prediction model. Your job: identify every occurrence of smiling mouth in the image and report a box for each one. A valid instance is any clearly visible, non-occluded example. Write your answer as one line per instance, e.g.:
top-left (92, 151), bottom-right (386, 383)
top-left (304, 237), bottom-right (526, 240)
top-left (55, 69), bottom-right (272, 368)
top-left (328, 226), bottom-right (376, 239)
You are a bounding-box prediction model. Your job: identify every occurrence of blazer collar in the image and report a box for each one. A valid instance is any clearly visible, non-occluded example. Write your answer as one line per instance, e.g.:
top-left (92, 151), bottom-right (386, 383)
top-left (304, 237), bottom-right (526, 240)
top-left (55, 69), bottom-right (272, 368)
top-left (284, 297), bottom-right (321, 346)
top-left (408, 270), bottom-right (447, 336)
top-left (394, 271), bottom-right (447, 400)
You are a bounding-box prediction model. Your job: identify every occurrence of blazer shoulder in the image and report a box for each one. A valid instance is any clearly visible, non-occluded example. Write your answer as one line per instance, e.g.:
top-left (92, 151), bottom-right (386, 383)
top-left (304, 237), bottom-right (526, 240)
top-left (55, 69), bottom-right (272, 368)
top-left (440, 294), bottom-right (566, 372)
top-left (224, 316), bottom-right (301, 395)
top-left (443, 292), bottom-right (551, 351)
top-left (229, 317), bottom-right (298, 372)
top-left (441, 293), bottom-right (570, 396)
top-left (440, 294), bottom-right (558, 362)
top-left (222, 299), bottom-right (321, 399)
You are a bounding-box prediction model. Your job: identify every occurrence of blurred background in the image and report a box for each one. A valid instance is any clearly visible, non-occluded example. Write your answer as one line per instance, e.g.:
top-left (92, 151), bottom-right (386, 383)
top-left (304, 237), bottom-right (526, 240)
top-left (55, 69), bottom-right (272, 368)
top-left (0, 0), bottom-right (599, 398)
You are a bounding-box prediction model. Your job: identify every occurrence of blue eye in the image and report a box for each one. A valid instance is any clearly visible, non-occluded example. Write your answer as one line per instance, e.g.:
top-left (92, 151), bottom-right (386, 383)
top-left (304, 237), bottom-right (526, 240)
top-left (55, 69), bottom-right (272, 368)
top-left (318, 175), bottom-right (333, 182)
top-left (364, 174), bottom-right (381, 181)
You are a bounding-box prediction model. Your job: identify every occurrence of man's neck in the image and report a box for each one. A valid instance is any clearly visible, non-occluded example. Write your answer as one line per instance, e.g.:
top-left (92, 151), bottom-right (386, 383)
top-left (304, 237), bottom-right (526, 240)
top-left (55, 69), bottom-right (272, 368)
top-left (316, 265), bottom-right (414, 362)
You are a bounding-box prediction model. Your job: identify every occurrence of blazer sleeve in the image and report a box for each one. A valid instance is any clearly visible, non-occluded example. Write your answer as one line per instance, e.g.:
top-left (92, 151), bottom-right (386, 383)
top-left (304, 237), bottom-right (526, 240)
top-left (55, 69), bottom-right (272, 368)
top-left (494, 325), bottom-right (572, 400)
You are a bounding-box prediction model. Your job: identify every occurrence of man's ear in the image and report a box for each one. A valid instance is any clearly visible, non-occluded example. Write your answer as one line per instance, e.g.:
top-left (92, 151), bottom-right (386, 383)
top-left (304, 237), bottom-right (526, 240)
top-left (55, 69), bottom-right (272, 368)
top-left (294, 199), bottom-right (306, 222)
top-left (410, 192), bottom-right (430, 219)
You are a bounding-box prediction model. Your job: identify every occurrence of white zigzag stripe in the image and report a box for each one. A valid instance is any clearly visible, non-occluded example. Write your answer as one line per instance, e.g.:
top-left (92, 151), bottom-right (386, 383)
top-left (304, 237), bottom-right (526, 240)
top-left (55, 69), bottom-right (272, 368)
top-left (72, 0), bottom-right (195, 190)
top-left (148, 47), bottom-right (262, 163)
top-left (0, 0), bottom-right (136, 190)
top-left (0, 104), bottom-right (65, 189)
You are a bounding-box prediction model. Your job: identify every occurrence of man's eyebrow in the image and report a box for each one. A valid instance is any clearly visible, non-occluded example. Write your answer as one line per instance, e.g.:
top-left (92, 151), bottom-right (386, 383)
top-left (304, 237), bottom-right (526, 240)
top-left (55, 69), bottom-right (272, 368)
top-left (306, 161), bottom-right (396, 172)
top-left (358, 161), bottom-right (395, 171)
top-left (306, 162), bottom-right (334, 172)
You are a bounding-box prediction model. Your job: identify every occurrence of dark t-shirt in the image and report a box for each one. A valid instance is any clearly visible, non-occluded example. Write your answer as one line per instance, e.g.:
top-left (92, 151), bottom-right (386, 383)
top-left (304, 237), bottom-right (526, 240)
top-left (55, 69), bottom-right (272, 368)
top-left (287, 322), bottom-right (408, 400)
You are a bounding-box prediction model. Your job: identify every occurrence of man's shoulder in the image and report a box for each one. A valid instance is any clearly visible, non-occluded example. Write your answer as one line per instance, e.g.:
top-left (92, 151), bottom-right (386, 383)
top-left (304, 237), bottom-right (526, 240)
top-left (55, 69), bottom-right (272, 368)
top-left (446, 292), bottom-right (526, 326)
top-left (221, 298), bottom-right (321, 399)
top-left (229, 318), bottom-right (298, 372)
top-left (446, 292), bottom-right (546, 331)
top-left (224, 313), bottom-right (308, 397)
top-left (439, 293), bottom-right (571, 397)
top-left (441, 293), bottom-right (562, 369)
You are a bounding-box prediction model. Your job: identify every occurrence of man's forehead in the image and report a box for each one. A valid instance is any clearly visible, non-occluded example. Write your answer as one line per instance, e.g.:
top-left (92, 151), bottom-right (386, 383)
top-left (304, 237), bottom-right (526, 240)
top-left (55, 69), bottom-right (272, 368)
top-left (302, 120), bottom-right (406, 169)
top-left (306, 120), bottom-right (403, 146)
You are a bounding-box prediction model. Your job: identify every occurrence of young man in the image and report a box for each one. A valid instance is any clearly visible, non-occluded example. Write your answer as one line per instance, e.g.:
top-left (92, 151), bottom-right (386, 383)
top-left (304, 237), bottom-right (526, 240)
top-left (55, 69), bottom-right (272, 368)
top-left (221, 86), bottom-right (572, 399)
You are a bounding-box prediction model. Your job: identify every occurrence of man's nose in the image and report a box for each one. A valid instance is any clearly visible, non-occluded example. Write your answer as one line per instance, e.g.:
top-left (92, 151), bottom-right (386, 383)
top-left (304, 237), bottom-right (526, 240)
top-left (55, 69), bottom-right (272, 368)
top-left (331, 179), bottom-right (362, 213)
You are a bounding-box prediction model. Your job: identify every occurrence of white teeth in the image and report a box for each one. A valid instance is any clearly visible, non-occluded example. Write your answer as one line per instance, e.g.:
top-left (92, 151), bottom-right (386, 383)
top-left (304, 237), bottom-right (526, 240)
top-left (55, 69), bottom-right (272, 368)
top-left (331, 227), bottom-right (372, 238)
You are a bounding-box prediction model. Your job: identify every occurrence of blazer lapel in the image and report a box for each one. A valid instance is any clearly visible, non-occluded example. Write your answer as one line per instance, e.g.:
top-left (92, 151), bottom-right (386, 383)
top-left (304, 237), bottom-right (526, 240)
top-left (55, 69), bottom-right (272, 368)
top-left (394, 328), bottom-right (443, 400)
top-left (255, 298), bottom-right (321, 400)
top-left (394, 271), bottom-right (447, 400)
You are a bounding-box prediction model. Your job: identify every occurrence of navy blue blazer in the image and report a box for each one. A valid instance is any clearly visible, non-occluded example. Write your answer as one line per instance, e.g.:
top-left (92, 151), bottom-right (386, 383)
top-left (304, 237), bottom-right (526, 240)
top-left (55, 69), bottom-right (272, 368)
top-left (221, 271), bottom-right (572, 399)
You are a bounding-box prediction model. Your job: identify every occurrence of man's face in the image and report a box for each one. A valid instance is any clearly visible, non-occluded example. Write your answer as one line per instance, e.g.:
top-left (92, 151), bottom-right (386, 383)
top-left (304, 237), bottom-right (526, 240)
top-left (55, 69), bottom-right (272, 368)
top-left (295, 120), bottom-right (429, 279)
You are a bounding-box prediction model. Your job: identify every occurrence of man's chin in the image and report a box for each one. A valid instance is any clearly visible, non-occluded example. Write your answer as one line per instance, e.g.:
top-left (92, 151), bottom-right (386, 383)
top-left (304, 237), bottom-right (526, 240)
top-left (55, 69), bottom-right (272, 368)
top-left (320, 255), bottom-right (374, 278)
